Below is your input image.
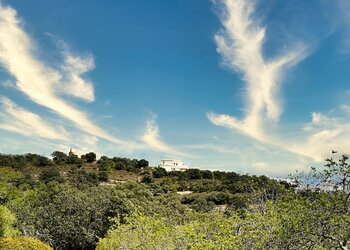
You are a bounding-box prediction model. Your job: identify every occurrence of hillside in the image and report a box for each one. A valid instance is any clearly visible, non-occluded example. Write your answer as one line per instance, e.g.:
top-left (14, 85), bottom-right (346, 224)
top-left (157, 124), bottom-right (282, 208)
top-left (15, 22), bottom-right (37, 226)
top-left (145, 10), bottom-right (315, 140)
top-left (0, 151), bottom-right (349, 249)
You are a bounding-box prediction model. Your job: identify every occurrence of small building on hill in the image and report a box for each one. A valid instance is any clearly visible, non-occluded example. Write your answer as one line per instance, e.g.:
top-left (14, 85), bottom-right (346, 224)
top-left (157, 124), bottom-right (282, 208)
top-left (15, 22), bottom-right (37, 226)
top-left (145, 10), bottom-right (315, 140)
top-left (158, 159), bottom-right (189, 172)
top-left (68, 148), bottom-right (77, 157)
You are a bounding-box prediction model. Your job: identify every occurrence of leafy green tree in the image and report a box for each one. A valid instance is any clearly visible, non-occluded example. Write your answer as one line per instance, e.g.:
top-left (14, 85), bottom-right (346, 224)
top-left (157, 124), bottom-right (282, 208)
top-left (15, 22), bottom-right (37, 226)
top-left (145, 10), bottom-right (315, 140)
top-left (81, 152), bottom-right (96, 163)
top-left (137, 159), bottom-right (149, 169)
top-left (24, 153), bottom-right (41, 164)
top-left (34, 156), bottom-right (52, 167)
top-left (66, 154), bottom-right (82, 165)
top-left (11, 183), bottom-right (117, 250)
top-left (287, 153), bottom-right (350, 249)
top-left (185, 169), bottom-right (202, 180)
top-left (114, 161), bottom-right (126, 170)
top-left (99, 159), bottom-right (115, 171)
top-left (51, 151), bottom-right (67, 164)
top-left (153, 167), bottom-right (167, 178)
top-left (201, 170), bottom-right (214, 179)
top-left (0, 154), bottom-right (26, 169)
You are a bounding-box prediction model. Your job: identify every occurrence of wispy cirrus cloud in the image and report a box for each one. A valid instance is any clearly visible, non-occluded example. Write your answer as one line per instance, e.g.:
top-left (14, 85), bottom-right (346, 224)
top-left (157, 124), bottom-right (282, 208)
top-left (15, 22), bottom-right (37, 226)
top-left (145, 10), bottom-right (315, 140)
top-left (287, 110), bottom-right (350, 161)
top-left (210, 0), bottom-right (308, 143)
top-left (141, 114), bottom-right (187, 157)
top-left (0, 4), bottom-right (129, 145)
top-left (60, 51), bottom-right (95, 102)
top-left (209, 0), bottom-right (350, 166)
top-left (0, 3), bottom-right (185, 157)
top-left (0, 97), bottom-right (69, 141)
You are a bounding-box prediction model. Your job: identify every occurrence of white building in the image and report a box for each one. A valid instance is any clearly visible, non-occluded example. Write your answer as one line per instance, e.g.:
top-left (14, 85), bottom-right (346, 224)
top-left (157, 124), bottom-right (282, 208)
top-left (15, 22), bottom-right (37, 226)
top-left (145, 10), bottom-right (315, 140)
top-left (158, 159), bottom-right (189, 172)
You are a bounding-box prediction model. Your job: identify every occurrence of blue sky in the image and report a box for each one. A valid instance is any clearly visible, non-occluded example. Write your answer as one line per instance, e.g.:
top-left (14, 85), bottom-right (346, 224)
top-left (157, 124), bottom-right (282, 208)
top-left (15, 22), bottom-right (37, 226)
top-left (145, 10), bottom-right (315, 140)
top-left (0, 0), bottom-right (350, 176)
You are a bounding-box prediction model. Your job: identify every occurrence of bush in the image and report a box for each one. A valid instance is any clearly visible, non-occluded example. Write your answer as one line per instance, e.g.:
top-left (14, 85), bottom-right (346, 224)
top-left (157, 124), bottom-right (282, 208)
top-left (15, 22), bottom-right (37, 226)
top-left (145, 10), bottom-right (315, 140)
top-left (137, 159), bottom-right (149, 168)
top-left (12, 184), bottom-right (116, 250)
top-left (35, 156), bottom-right (52, 167)
top-left (66, 155), bottom-right (82, 165)
top-left (141, 174), bottom-right (154, 184)
top-left (51, 151), bottom-right (67, 164)
top-left (0, 237), bottom-right (53, 250)
top-left (153, 167), bottom-right (167, 178)
top-left (40, 167), bottom-right (65, 183)
top-left (0, 206), bottom-right (18, 237)
top-left (0, 154), bottom-right (26, 169)
top-left (201, 170), bottom-right (214, 179)
top-left (81, 152), bottom-right (96, 163)
top-left (98, 170), bottom-right (109, 182)
top-left (67, 168), bottom-right (99, 188)
top-left (185, 169), bottom-right (202, 180)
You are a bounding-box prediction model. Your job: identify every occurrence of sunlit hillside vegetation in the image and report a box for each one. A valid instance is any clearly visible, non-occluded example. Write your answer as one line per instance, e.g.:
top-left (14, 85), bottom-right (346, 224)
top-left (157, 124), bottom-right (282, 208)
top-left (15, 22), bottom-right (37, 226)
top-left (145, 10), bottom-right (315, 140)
top-left (0, 151), bottom-right (349, 249)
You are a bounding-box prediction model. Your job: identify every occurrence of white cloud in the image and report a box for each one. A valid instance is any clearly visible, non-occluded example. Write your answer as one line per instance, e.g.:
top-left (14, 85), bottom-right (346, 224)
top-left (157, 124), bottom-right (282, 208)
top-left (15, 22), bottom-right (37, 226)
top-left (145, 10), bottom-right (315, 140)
top-left (210, 0), bottom-right (308, 141)
top-left (287, 111), bottom-right (350, 161)
top-left (0, 3), bottom-right (183, 157)
top-left (252, 161), bottom-right (270, 170)
top-left (60, 51), bottom-right (95, 102)
top-left (141, 115), bottom-right (187, 156)
top-left (208, 0), bottom-right (350, 170)
top-left (207, 112), bottom-right (268, 142)
top-left (0, 4), bottom-right (130, 146)
top-left (0, 97), bottom-right (69, 141)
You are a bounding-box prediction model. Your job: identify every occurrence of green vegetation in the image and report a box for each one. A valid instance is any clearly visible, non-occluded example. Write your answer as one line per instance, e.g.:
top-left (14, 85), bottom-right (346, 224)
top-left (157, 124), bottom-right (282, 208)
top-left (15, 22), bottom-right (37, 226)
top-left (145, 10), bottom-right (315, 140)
top-left (0, 237), bottom-right (53, 250)
top-left (0, 151), bottom-right (349, 249)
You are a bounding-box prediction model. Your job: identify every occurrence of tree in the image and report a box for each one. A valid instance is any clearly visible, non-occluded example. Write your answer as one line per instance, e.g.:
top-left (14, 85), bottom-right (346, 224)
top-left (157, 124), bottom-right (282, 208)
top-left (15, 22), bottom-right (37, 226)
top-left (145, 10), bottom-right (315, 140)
top-left (289, 152), bottom-right (350, 249)
top-left (137, 159), bottom-right (149, 169)
top-left (11, 184), bottom-right (117, 250)
top-left (81, 152), bottom-right (96, 163)
top-left (66, 154), bottom-right (82, 165)
top-left (51, 151), bottom-right (67, 164)
top-left (201, 170), bottom-right (214, 179)
top-left (153, 167), bottom-right (167, 178)
top-left (35, 156), bottom-right (52, 167)
top-left (185, 169), bottom-right (202, 180)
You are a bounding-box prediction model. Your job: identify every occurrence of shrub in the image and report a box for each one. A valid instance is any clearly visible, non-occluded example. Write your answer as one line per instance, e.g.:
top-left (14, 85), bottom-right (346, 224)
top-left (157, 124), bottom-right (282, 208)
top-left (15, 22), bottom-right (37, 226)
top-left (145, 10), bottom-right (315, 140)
top-left (0, 206), bottom-right (18, 237)
top-left (141, 174), bottom-right (154, 184)
top-left (81, 152), bottom-right (96, 163)
top-left (98, 170), bottom-right (109, 182)
top-left (40, 167), bottom-right (65, 183)
top-left (153, 167), bottom-right (167, 178)
top-left (0, 237), bottom-right (53, 250)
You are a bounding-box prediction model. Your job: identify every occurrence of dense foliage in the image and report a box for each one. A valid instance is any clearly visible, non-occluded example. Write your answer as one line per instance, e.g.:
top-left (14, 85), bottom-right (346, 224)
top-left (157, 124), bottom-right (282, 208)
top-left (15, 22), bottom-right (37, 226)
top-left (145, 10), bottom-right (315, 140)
top-left (0, 237), bottom-right (53, 250)
top-left (0, 151), bottom-right (349, 249)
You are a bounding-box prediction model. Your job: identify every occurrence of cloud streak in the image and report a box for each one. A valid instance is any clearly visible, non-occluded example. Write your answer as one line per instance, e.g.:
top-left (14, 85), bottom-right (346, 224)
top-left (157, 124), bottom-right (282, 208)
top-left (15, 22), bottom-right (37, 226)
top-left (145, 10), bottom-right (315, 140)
top-left (0, 97), bottom-right (69, 141)
top-left (209, 0), bottom-right (350, 167)
top-left (141, 115), bottom-right (188, 157)
top-left (0, 3), bottom-right (185, 157)
top-left (210, 0), bottom-right (308, 142)
top-left (0, 4), bottom-right (129, 145)
top-left (60, 51), bottom-right (95, 102)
